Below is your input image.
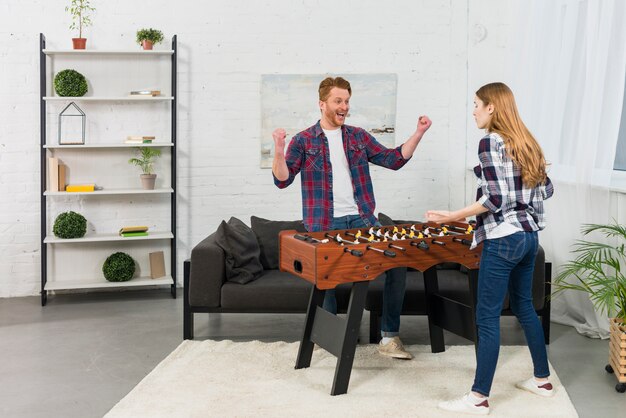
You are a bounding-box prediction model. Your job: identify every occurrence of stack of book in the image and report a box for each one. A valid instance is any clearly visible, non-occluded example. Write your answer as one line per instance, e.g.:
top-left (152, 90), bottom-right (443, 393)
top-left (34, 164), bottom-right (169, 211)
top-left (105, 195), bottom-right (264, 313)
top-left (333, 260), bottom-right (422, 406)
top-left (66, 184), bottom-right (95, 192)
top-left (124, 136), bottom-right (156, 144)
top-left (119, 226), bottom-right (149, 237)
top-left (130, 90), bottom-right (161, 97)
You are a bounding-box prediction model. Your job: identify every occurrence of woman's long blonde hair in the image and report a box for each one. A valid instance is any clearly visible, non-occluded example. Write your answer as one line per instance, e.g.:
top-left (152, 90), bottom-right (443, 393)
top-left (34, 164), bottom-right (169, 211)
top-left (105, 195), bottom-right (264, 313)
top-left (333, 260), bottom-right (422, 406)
top-left (476, 82), bottom-right (547, 187)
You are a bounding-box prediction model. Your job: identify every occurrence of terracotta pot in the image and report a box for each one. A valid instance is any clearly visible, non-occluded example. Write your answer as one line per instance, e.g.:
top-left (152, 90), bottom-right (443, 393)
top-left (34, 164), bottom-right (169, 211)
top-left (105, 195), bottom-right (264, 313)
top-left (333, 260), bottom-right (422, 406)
top-left (141, 40), bottom-right (154, 50)
top-left (140, 174), bottom-right (156, 190)
top-left (72, 38), bottom-right (87, 49)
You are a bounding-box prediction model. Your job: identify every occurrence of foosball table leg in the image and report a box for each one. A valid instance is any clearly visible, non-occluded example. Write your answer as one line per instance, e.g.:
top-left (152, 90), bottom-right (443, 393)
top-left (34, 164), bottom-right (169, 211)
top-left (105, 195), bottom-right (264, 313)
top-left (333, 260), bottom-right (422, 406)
top-left (468, 269), bottom-right (479, 354)
top-left (295, 286), bottom-right (325, 370)
top-left (331, 280), bottom-right (369, 396)
top-left (423, 267), bottom-right (445, 353)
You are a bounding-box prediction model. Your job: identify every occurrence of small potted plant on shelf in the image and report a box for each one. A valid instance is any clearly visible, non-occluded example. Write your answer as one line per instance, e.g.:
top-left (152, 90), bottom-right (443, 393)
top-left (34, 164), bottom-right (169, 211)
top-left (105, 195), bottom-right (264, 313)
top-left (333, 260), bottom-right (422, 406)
top-left (552, 221), bottom-right (626, 392)
top-left (129, 147), bottom-right (162, 190)
top-left (65, 0), bottom-right (95, 50)
top-left (136, 28), bottom-right (164, 50)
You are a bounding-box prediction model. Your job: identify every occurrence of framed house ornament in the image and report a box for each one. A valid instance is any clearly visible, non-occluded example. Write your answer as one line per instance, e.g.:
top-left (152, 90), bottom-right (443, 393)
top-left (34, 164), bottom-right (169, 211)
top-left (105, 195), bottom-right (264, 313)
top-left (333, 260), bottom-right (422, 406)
top-left (58, 101), bottom-right (85, 145)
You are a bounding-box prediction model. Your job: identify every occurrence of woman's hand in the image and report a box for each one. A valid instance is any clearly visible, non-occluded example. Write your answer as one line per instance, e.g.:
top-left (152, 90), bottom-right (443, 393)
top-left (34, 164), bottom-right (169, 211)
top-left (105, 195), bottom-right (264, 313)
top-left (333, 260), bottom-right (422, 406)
top-left (425, 210), bottom-right (460, 223)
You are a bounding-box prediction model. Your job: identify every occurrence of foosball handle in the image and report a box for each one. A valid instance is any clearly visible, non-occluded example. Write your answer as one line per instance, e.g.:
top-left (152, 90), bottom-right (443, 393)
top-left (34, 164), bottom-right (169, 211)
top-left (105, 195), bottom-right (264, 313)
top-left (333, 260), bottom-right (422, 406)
top-left (454, 238), bottom-right (472, 246)
top-left (344, 247), bottom-right (363, 257)
top-left (383, 249), bottom-right (396, 258)
top-left (294, 234), bottom-right (309, 241)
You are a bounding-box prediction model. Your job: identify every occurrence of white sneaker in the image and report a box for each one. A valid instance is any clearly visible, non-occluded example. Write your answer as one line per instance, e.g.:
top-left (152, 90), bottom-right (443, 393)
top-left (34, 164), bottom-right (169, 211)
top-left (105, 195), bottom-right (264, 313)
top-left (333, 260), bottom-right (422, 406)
top-left (438, 392), bottom-right (490, 415)
top-left (515, 377), bottom-right (555, 397)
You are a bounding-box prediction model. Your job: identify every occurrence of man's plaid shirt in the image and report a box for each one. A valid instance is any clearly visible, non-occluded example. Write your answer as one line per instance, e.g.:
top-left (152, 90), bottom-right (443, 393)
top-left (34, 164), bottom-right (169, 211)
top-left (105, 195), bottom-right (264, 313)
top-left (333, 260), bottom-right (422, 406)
top-left (473, 132), bottom-right (554, 248)
top-left (274, 121), bottom-right (409, 232)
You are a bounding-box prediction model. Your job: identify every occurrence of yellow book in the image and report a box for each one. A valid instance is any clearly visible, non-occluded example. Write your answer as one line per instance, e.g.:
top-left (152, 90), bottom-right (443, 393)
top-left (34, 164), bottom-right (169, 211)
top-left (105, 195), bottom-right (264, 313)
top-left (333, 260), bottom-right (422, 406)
top-left (119, 226), bottom-right (149, 234)
top-left (66, 184), bottom-right (95, 192)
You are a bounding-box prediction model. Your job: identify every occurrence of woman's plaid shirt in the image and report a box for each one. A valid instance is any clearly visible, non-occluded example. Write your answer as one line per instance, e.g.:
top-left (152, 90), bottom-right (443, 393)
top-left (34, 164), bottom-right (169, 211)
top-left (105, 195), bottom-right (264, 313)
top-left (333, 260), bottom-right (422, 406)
top-left (473, 132), bottom-right (554, 248)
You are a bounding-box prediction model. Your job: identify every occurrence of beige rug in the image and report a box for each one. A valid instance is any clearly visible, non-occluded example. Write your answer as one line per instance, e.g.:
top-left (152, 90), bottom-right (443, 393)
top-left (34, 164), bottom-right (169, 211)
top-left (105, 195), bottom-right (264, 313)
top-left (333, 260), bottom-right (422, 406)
top-left (105, 340), bottom-right (578, 418)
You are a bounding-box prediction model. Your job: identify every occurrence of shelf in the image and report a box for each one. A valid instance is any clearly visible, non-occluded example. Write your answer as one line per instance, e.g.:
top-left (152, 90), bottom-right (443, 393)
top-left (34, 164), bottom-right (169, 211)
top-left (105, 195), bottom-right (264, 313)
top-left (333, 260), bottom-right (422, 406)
top-left (43, 49), bottom-right (174, 56)
top-left (44, 232), bottom-right (174, 244)
top-left (44, 188), bottom-right (174, 196)
top-left (44, 96), bottom-right (174, 102)
top-left (45, 275), bottom-right (173, 291)
top-left (44, 143), bottom-right (174, 149)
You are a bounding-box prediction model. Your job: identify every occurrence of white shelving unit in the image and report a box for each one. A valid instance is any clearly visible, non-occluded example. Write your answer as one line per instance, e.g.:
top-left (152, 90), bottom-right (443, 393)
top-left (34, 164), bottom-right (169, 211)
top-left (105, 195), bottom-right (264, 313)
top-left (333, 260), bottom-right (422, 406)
top-left (39, 34), bottom-right (178, 304)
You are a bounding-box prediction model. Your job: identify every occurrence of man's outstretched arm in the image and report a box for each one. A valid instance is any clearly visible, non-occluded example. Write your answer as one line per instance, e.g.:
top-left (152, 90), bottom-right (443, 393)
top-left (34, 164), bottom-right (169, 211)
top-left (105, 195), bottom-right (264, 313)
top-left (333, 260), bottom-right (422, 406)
top-left (401, 115), bottom-right (432, 159)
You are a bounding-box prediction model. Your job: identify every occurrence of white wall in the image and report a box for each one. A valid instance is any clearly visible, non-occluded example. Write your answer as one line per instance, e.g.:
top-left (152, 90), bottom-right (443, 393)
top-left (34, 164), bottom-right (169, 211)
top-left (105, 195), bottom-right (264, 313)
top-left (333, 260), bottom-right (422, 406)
top-left (0, 0), bottom-right (521, 297)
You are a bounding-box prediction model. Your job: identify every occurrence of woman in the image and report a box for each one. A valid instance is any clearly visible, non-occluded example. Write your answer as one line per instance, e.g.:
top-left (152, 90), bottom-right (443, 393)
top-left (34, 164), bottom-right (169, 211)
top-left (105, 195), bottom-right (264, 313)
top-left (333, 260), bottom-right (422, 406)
top-left (426, 82), bottom-right (554, 415)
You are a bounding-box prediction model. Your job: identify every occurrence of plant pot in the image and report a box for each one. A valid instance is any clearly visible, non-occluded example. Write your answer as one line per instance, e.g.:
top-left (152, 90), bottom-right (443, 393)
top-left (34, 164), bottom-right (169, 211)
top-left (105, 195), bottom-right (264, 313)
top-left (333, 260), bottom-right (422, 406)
top-left (72, 38), bottom-right (87, 50)
top-left (140, 174), bottom-right (156, 190)
top-left (608, 318), bottom-right (626, 389)
top-left (141, 40), bottom-right (154, 50)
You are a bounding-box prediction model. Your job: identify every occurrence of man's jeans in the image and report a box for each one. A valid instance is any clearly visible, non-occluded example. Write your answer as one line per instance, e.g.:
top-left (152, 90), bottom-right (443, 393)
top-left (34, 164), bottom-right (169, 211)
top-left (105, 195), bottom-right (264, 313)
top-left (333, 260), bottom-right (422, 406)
top-left (316, 214), bottom-right (406, 337)
top-left (472, 231), bottom-right (550, 396)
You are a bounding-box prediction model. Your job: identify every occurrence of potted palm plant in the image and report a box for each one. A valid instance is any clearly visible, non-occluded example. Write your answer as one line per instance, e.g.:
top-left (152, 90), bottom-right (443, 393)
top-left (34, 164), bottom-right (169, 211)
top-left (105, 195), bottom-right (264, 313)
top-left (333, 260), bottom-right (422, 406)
top-left (65, 0), bottom-right (95, 49)
top-left (552, 221), bottom-right (626, 392)
top-left (129, 147), bottom-right (162, 190)
top-left (136, 28), bottom-right (164, 50)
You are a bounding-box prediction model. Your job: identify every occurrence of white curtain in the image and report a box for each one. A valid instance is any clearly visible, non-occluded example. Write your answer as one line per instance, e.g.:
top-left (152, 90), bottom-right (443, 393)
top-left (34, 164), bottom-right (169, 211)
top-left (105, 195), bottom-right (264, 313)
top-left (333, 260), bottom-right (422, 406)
top-left (511, 0), bottom-right (626, 338)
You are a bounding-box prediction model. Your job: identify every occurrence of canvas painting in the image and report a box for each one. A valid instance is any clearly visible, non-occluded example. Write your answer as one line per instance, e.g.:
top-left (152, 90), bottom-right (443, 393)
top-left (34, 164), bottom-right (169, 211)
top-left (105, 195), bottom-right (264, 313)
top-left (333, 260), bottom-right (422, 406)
top-left (260, 74), bottom-right (398, 168)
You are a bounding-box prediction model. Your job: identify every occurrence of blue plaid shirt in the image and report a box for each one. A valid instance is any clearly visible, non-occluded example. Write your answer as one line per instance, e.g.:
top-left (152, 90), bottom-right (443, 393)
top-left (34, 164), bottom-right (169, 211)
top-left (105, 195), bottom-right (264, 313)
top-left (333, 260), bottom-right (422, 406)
top-left (273, 121), bottom-right (409, 232)
top-left (473, 132), bottom-right (554, 248)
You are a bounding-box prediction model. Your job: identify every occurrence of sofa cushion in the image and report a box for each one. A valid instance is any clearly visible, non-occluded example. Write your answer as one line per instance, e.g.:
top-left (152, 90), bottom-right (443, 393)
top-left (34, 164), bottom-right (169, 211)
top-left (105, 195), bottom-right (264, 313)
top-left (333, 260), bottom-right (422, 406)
top-left (251, 216), bottom-right (306, 270)
top-left (214, 217), bottom-right (263, 285)
top-left (221, 270), bottom-right (355, 311)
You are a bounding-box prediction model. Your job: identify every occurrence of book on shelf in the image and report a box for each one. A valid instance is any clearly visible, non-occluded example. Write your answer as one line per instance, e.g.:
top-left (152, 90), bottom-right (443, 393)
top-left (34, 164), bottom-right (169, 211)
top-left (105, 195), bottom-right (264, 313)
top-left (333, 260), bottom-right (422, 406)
top-left (65, 183), bottom-right (95, 192)
top-left (58, 164), bottom-right (67, 191)
top-left (48, 157), bottom-right (59, 192)
top-left (125, 136), bottom-right (155, 144)
top-left (149, 251), bottom-right (166, 279)
top-left (130, 90), bottom-right (161, 97)
top-left (119, 226), bottom-right (149, 234)
top-left (120, 231), bottom-right (149, 237)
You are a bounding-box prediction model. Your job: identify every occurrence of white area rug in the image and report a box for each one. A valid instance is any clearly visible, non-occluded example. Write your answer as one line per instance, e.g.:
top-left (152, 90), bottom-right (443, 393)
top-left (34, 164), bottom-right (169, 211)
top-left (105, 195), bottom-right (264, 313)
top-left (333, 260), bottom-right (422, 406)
top-left (106, 340), bottom-right (578, 418)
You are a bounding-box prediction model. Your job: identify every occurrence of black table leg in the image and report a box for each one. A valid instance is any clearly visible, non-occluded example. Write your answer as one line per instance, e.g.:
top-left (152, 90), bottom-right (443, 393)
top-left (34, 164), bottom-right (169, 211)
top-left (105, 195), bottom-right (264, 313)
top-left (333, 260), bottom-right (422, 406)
top-left (423, 267), bottom-right (445, 353)
top-left (331, 280), bottom-right (368, 396)
top-left (295, 286), bottom-right (325, 369)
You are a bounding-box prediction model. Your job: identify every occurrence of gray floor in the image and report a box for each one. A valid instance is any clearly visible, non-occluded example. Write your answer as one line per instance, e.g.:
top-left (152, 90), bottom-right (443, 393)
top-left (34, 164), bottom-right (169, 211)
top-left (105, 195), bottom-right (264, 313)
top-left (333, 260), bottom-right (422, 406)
top-left (1, 289), bottom-right (625, 417)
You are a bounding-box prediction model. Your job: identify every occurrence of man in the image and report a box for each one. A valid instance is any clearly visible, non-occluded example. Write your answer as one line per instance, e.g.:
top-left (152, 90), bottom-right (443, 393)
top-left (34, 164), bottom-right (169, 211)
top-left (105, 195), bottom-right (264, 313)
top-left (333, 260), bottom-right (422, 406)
top-left (272, 76), bottom-right (432, 359)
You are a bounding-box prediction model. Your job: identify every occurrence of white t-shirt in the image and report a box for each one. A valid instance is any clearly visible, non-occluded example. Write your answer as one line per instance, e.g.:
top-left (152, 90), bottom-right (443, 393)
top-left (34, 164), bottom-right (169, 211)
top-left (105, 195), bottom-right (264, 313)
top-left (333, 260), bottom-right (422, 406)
top-left (323, 128), bottom-right (359, 216)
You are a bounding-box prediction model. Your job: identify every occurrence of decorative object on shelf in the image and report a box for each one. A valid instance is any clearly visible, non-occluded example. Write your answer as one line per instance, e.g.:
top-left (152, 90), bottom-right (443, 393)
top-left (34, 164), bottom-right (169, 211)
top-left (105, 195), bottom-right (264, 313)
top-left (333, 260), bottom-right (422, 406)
top-left (53, 211), bottom-right (87, 239)
top-left (59, 102), bottom-right (86, 144)
top-left (129, 147), bottom-right (162, 190)
top-left (65, 0), bottom-right (95, 49)
top-left (54, 70), bottom-right (88, 97)
top-left (102, 252), bottom-right (136, 282)
top-left (136, 28), bottom-right (164, 50)
top-left (552, 221), bottom-right (626, 393)
top-left (149, 251), bottom-right (166, 279)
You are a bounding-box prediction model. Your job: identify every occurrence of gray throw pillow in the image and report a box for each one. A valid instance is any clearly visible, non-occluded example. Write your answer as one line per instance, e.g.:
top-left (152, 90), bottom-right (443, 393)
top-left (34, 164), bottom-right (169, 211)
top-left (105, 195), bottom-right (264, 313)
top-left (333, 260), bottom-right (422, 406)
top-left (214, 217), bottom-right (263, 284)
top-left (250, 216), bottom-right (306, 270)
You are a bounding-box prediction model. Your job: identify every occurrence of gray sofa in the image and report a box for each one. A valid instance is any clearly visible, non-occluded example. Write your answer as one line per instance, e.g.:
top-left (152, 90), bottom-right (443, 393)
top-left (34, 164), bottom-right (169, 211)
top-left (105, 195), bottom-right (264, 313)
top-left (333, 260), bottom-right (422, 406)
top-left (183, 216), bottom-right (551, 343)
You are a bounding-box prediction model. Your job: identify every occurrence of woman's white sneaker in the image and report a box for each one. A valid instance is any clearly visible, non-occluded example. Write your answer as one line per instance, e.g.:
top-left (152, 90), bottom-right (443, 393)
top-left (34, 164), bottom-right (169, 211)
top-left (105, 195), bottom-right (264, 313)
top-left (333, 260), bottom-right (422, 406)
top-left (515, 377), bottom-right (555, 397)
top-left (438, 392), bottom-right (490, 415)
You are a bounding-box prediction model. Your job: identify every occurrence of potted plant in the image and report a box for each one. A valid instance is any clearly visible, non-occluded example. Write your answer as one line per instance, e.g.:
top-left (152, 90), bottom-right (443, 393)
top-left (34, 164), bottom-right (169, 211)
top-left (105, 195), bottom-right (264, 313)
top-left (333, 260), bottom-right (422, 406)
top-left (54, 69), bottom-right (88, 97)
top-left (136, 28), bottom-right (164, 50)
top-left (53, 211), bottom-right (87, 238)
top-left (65, 0), bottom-right (95, 50)
top-left (552, 221), bottom-right (626, 392)
top-left (129, 147), bottom-right (162, 190)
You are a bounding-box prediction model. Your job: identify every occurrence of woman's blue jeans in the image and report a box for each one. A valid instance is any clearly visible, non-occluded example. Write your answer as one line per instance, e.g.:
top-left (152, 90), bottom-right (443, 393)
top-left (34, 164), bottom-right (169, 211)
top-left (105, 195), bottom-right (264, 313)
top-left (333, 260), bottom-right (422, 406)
top-left (316, 214), bottom-right (406, 337)
top-left (472, 231), bottom-right (550, 396)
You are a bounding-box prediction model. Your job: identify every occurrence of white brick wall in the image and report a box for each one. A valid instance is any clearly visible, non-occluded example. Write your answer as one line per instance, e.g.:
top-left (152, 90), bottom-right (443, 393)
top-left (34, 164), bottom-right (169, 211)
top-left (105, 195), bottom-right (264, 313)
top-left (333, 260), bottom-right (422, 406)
top-left (0, 0), bottom-right (521, 297)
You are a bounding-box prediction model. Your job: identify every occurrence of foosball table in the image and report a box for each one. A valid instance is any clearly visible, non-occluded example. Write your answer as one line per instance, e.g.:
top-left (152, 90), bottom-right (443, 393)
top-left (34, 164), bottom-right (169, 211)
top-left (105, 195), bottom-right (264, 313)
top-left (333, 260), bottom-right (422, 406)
top-left (279, 220), bottom-right (483, 395)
